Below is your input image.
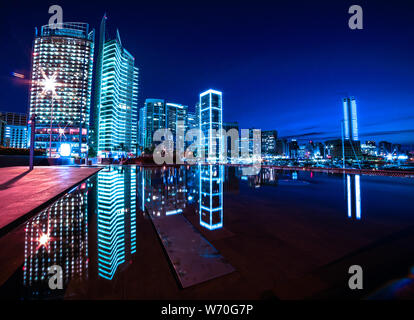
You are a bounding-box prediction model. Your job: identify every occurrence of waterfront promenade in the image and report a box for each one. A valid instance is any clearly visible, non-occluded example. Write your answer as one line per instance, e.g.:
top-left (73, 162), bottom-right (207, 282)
top-left (0, 166), bottom-right (101, 235)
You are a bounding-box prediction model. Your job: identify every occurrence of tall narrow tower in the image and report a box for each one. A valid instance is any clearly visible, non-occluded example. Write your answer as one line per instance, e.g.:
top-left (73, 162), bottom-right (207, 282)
top-left (343, 97), bottom-right (358, 141)
top-left (95, 15), bottom-right (139, 157)
top-left (199, 89), bottom-right (223, 162)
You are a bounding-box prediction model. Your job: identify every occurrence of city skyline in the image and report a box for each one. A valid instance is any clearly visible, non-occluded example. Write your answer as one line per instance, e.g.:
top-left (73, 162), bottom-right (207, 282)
top-left (1, 0), bottom-right (414, 146)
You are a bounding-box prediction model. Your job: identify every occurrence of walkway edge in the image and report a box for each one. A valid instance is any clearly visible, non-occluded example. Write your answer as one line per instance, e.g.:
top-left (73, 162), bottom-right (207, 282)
top-left (0, 167), bottom-right (103, 238)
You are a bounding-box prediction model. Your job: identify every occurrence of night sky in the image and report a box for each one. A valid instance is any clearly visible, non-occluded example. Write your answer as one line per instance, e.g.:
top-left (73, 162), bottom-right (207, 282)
top-left (1, 0), bottom-right (414, 145)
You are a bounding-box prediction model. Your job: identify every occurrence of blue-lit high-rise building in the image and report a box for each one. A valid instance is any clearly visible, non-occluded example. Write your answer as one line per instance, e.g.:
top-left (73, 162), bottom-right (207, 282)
top-left (166, 103), bottom-right (188, 136)
top-left (139, 99), bottom-right (166, 150)
top-left (199, 89), bottom-right (223, 162)
top-left (343, 97), bottom-right (358, 141)
top-left (29, 22), bottom-right (95, 157)
top-left (95, 15), bottom-right (139, 157)
top-left (187, 111), bottom-right (198, 130)
top-left (166, 102), bottom-right (187, 156)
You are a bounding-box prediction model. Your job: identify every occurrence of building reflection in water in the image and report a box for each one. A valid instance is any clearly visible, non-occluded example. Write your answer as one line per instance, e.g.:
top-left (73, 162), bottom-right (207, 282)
top-left (241, 167), bottom-right (279, 188)
top-left (138, 166), bottom-right (190, 217)
top-left (137, 165), bottom-right (227, 231)
top-left (199, 165), bottom-right (224, 230)
top-left (97, 166), bottom-right (136, 280)
top-left (23, 183), bottom-right (89, 297)
top-left (346, 174), bottom-right (361, 220)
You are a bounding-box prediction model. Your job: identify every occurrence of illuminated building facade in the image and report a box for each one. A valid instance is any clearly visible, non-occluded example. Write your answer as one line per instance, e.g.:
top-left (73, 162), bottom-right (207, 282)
top-left (288, 139), bottom-right (299, 159)
top-left (138, 107), bottom-right (146, 152)
top-left (138, 167), bottom-right (188, 217)
top-left (199, 89), bottom-right (223, 162)
top-left (187, 111), bottom-right (198, 130)
top-left (97, 167), bottom-right (136, 280)
top-left (95, 16), bottom-right (139, 157)
top-left (0, 112), bottom-right (28, 148)
top-left (140, 99), bottom-right (166, 149)
top-left (166, 103), bottom-right (187, 155)
top-left (166, 103), bottom-right (188, 136)
top-left (343, 97), bottom-right (359, 141)
top-left (261, 130), bottom-right (278, 157)
top-left (361, 140), bottom-right (377, 156)
top-left (199, 165), bottom-right (224, 230)
top-left (29, 23), bottom-right (94, 157)
top-left (23, 183), bottom-right (89, 297)
top-left (275, 138), bottom-right (288, 157)
top-left (222, 121), bottom-right (239, 161)
top-left (240, 128), bottom-right (261, 160)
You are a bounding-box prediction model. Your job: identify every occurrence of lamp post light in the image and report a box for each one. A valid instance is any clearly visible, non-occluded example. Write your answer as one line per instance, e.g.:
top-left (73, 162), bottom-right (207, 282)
top-left (29, 113), bottom-right (36, 171)
top-left (341, 120), bottom-right (346, 170)
top-left (39, 69), bottom-right (59, 158)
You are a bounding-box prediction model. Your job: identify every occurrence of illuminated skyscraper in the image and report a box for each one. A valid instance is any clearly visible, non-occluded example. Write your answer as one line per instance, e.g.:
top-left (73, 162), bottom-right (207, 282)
top-left (29, 23), bottom-right (94, 157)
top-left (138, 107), bottom-right (146, 151)
top-left (261, 130), bottom-right (278, 157)
top-left (140, 99), bottom-right (166, 149)
top-left (139, 167), bottom-right (188, 217)
top-left (343, 97), bottom-right (358, 141)
top-left (165, 103), bottom-right (187, 156)
top-left (166, 103), bottom-right (188, 136)
top-left (199, 89), bottom-right (223, 162)
top-left (222, 121), bottom-right (239, 161)
top-left (187, 111), bottom-right (198, 130)
top-left (95, 16), bottom-right (139, 157)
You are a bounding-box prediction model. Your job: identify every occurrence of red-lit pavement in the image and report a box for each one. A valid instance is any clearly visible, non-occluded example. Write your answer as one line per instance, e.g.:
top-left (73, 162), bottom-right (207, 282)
top-left (0, 166), bottom-right (101, 235)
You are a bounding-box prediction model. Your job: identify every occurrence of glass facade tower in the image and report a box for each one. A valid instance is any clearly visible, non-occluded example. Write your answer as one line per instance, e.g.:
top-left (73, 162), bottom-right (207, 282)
top-left (199, 89), bottom-right (223, 162)
top-left (140, 99), bottom-right (166, 149)
top-left (29, 23), bottom-right (95, 157)
top-left (95, 16), bottom-right (139, 157)
top-left (166, 103), bottom-right (188, 136)
top-left (343, 97), bottom-right (359, 141)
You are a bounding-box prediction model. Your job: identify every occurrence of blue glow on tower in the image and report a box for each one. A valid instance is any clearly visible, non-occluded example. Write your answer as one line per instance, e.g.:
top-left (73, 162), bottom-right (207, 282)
top-left (199, 89), bottom-right (223, 163)
top-left (343, 97), bottom-right (359, 141)
top-left (199, 165), bottom-right (224, 230)
top-left (346, 174), bottom-right (361, 220)
top-left (96, 16), bottom-right (139, 157)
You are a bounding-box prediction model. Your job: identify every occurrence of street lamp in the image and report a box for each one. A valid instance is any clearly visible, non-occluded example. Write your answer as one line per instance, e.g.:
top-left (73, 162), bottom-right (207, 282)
top-left (39, 69), bottom-right (60, 158)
